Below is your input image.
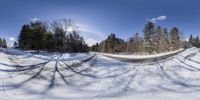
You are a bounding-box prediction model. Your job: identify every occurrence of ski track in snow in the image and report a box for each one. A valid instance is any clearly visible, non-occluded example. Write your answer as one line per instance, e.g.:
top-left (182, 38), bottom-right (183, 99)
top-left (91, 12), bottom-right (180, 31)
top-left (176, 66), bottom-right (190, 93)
top-left (0, 48), bottom-right (200, 100)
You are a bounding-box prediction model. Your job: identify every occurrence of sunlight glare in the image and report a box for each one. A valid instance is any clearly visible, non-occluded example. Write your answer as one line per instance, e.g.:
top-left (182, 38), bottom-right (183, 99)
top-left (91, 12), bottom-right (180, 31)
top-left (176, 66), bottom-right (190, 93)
top-left (67, 27), bottom-right (73, 33)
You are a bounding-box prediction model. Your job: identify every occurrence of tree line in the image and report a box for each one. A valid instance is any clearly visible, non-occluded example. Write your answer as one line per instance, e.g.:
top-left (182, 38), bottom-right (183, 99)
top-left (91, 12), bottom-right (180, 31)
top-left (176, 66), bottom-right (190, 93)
top-left (0, 38), bottom-right (7, 48)
top-left (17, 19), bottom-right (89, 53)
top-left (189, 35), bottom-right (200, 48)
top-left (91, 22), bottom-right (185, 54)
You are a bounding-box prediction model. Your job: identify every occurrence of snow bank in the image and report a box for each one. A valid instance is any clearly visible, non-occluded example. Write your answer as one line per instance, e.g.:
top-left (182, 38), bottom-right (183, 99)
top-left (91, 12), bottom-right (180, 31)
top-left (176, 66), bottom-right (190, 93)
top-left (0, 48), bottom-right (30, 55)
top-left (100, 49), bottom-right (184, 61)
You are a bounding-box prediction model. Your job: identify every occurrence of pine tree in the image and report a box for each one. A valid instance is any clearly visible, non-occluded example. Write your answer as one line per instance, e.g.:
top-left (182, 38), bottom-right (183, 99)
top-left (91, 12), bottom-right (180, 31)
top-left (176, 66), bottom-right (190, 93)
top-left (188, 35), bottom-right (200, 48)
top-left (18, 24), bottom-right (32, 49)
top-left (91, 43), bottom-right (99, 52)
top-left (0, 38), bottom-right (2, 47)
top-left (170, 27), bottom-right (180, 50)
top-left (30, 21), bottom-right (48, 52)
top-left (2, 39), bottom-right (7, 48)
top-left (195, 36), bottom-right (200, 47)
top-left (158, 27), bottom-right (168, 52)
top-left (163, 28), bottom-right (170, 51)
top-left (18, 21), bottom-right (53, 52)
top-left (143, 22), bottom-right (155, 53)
top-left (44, 32), bottom-right (54, 52)
top-left (54, 27), bottom-right (65, 52)
top-left (98, 33), bottom-right (125, 53)
top-left (65, 31), bottom-right (88, 52)
top-left (127, 33), bottom-right (143, 53)
top-left (189, 35), bottom-right (193, 46)
top-left (13, 42), bottom-right (18, 48)
top-left (155, 26), bottom-right (162, 52)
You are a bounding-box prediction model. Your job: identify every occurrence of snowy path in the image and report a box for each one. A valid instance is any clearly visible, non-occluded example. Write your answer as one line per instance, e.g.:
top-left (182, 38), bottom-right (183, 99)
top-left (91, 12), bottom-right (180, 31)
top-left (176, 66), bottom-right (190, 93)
top-left (0, 48), bottom-right (200, 100)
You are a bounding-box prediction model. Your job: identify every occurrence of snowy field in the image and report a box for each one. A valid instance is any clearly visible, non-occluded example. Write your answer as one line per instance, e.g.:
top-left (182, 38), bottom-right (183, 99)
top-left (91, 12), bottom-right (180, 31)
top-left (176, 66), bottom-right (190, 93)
top-left (0, 48), bottom-right (200, 100)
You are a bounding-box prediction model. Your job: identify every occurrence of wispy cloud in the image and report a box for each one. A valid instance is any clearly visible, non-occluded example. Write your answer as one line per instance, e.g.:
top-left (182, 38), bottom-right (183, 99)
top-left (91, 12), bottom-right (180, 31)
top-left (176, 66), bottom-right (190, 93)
top-left (149, 15), bottom-right (167, 23)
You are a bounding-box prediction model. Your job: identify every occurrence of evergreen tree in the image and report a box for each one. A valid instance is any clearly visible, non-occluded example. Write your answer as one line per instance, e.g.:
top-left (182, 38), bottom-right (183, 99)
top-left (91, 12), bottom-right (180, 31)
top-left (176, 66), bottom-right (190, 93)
top-left (163, 28), bottom-right (170, 50)
top-left (91, 43), bottom-right (99, 52)
top-left (98, 33), bottom-right (125, 53)
top-left (188, 35), bottom-right (200, 48)
top-left (126, 33), bottom-right (143, 53)
top-left (18, 24), bottom-right (32, 49)
top-left (30, 21), bottom-right (48, 52)
top-left (189, 35), bottom-right (194, 46)
top-left (155, 26), bottom-right (162, 52)
top-left (2, 39), bottom-right (7, 48)
top-left (13, 42), bottom-right (18, 48)
top-left (170, 27), bottom-right (180, 50)
top-left (195, 36), bottom-right (200, 47)
top-left (50, 19), bottom-right (89, 53)
top-left (158, 27), bottom-right (168, 52)
top-left (0, 38), bottom-right (2, 47)
top-left (143, 22), bottom-right (155, 53)
top-left (65, 31), bottom-right (88, 52)
top-left (44, 32), bottom-right (54, 52)
top-left (0, 38), bottom-right (7, 48)
top-left (54, 27), bottom-right (65, 52)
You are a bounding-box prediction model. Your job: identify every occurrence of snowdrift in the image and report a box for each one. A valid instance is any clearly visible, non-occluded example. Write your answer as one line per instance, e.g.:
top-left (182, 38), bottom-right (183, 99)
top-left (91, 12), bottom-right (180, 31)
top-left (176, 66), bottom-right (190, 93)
top-left (100, 49), bottom-right (184, 62)
top-left (0, 48), bottom-right (30, 55)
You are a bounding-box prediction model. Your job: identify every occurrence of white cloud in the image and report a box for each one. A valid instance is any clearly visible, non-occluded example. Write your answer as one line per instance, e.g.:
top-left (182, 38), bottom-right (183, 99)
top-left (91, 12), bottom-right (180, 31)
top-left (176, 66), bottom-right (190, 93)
top-left (30, 17), bottom-right (39, 22)
top-left (157, 16), bottom-right (167, 20)
top-left (149, 15), bottom-right (167, 23)
top-left (9, 37), bottom-right (15, 41)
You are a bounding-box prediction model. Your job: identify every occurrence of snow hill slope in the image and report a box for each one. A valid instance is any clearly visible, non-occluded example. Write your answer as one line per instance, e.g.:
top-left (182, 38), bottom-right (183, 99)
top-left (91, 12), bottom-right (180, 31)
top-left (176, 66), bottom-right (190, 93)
top-left (0, 48), bottom-right (200, 100)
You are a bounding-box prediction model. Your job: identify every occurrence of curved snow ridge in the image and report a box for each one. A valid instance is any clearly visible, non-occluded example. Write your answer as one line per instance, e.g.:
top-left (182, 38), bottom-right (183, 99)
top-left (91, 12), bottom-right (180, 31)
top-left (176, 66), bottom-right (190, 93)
top-left (0, 48), bottom-right (94, 61)
top-left (100, 49), bottom-right (185, 62)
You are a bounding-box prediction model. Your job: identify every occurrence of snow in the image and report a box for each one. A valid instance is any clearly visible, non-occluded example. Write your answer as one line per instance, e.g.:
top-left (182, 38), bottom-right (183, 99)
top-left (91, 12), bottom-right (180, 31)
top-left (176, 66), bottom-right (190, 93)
top-left (0, 47), bottom-right (200, 100)
top-left (100, 49), bottom-right (184, 61)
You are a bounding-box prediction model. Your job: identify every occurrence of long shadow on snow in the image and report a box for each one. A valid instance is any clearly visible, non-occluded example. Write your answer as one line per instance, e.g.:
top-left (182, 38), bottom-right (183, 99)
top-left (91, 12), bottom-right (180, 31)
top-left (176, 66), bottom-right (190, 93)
top-left (0, 55), bottom-right (58, 91)
top-left (40, 54), bottom-right (96, 93)
top-left (55, 54), bottom-right (139, 96)
top-left (60, 54), bottom-right (136, 79)
top-left (175, 57), bottom-right (200, 71)
top-left (155, 59), bottom-right (200, 93)
top-left (0, 61), bottom-right (50, 91)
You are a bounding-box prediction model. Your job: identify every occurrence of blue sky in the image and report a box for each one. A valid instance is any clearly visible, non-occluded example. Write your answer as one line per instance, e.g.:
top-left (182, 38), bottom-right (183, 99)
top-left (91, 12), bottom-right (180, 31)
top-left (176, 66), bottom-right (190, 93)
top-left (0, 0), bottom-right (200, 46)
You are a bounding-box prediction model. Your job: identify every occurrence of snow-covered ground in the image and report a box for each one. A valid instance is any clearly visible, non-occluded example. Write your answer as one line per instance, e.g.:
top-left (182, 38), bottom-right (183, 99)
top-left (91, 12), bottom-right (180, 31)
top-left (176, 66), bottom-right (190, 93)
top-left (0, 48), bottom-right (200, 100)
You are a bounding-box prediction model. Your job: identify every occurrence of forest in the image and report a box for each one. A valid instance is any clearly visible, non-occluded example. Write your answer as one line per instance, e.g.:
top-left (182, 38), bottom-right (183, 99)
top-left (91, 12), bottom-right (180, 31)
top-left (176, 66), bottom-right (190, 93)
top-left (11, 20), bottom-right (199, 54)
top-left (0, 37), bottom-right (7, 48)
top-left (17, 19), bottom-right (89, 53)
top-left (189, 35), bottom-right (200, 48)
top-left (92, 22), bottom-right (188, 54)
